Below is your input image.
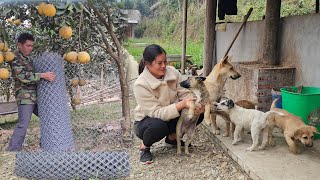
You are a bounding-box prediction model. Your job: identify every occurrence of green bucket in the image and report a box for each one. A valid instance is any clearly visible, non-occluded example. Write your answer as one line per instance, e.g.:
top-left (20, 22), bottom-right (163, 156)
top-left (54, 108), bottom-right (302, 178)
top-left (280, 86), bottom-right (320, 139)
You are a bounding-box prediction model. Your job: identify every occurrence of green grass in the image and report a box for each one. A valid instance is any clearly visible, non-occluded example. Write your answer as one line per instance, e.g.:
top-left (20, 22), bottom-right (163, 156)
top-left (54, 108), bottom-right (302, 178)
top-left (124, 38), bottom-right (204, 67)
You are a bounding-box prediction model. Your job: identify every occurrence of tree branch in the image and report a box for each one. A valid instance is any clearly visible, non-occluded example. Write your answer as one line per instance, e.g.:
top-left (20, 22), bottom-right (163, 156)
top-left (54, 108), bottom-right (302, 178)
top-left (88, 0), bottom-right (122, 55)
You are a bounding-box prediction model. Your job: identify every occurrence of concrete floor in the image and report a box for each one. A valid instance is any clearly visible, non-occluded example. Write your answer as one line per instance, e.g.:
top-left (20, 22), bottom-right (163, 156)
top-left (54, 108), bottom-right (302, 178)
top-left (203, 117), bottom-right (320, 180)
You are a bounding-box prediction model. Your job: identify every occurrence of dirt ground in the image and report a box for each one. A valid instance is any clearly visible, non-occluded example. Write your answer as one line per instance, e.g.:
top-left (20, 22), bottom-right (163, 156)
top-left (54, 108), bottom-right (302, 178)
top-left (0, 100), bottom-right (250, 180)
top-left (0, 125), bottom-right (250, 180)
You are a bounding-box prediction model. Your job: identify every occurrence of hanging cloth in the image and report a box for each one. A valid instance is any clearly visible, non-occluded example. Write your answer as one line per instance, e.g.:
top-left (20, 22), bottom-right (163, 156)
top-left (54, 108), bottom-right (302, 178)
top-left (218, 0), bottom-right (238, 20)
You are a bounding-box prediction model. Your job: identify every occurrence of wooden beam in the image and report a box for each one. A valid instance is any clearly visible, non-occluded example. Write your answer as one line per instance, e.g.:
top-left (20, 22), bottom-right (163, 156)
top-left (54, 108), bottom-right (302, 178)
top-left (203, 0), bottom-right (217, 76)
top-left (181, 0), bottom-right (188, 74)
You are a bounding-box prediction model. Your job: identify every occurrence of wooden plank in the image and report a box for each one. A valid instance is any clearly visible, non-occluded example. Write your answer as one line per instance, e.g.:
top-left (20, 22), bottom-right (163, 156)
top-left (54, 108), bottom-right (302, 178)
top-left (0, 101), bottom-right (18, 115)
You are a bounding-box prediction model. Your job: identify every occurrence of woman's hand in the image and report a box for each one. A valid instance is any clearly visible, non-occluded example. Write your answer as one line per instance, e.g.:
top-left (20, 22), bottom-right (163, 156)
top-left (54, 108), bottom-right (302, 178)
top-left (176, 96), bottom-right (196, 111)
top-left (194, 102), bottom-right (205, 115)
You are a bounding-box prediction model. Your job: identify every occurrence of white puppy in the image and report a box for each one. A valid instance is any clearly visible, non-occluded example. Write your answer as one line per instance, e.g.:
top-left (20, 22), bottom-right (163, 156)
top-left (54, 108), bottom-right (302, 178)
top-left (214, 98), bottom-right (282, 151)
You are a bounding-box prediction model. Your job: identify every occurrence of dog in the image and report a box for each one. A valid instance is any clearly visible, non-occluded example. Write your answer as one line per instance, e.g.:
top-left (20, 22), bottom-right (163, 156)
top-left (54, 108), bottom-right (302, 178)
top-left (217, 98), bottom-right (258, 139)
top-left (267, 98), bottom-right (318, 154)
top-left (214, 97), bottom-right (282, 151)
top-left (176, 76), bottom-right (209, 155)
top-left (203, 55), bottom-right (241, 136)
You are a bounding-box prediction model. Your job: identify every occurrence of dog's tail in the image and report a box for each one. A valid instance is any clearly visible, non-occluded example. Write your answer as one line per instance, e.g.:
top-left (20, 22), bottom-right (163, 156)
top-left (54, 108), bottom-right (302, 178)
top-left (270, 98), bottom-right (279, 110)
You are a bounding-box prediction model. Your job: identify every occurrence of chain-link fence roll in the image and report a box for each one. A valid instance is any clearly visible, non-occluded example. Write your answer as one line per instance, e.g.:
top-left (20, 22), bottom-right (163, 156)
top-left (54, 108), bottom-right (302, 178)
top-left (33, 52), bottom-right (74, 151)
top-left (15, 151), bottom-right (131, 180)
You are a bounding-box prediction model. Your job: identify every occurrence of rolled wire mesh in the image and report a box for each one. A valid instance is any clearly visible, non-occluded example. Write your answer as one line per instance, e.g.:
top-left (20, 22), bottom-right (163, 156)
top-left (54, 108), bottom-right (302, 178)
top-left (15, 151), bottom-right (131, 180)
top-left (33, 52), bottom-right (74, 151)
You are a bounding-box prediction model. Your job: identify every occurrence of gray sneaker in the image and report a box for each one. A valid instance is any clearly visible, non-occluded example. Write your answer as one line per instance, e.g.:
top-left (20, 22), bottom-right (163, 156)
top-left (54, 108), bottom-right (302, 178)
top-left (140, 148), bottom-right (153, 164)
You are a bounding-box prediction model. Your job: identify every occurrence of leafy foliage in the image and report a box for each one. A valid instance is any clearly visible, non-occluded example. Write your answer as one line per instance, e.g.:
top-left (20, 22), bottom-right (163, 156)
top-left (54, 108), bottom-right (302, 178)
top-left (0, 0), bottom-right (127, 101)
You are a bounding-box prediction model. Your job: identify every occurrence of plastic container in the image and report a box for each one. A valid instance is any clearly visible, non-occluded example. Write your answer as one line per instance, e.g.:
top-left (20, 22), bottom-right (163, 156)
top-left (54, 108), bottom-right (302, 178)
top-left (271, 88), bottom-right (282, 108)
top-left (281, 86), bottom-right (320, 139)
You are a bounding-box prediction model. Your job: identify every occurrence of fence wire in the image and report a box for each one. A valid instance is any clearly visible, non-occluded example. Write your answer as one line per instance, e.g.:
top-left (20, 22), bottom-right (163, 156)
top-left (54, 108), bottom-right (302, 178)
top-left (15, 151), bottom-right (131, 180)
top-left (33, 52), bottom-right (75, 152)
top-left (9, 52), bottom-right (134, 180)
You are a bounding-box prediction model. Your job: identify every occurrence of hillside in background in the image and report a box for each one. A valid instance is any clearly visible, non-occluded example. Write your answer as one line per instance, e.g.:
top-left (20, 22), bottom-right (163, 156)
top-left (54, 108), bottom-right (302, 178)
top-left (125, 0), bottom-right (315, 42)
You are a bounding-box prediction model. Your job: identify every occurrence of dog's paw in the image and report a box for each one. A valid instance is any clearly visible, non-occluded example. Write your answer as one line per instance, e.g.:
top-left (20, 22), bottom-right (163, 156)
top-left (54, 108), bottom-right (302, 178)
top-left (213, 129), bottom-right (220, 135)
top-left (232, 140), bottom-right (237, 145)
top-left (268, 141), bottom-right (276, 147)
top-left (258, 145), bottom-right (265, 150)
top-left (289, 146), bottom-right (301, 154)
top-left (246, 146), bottom-right (256, 151)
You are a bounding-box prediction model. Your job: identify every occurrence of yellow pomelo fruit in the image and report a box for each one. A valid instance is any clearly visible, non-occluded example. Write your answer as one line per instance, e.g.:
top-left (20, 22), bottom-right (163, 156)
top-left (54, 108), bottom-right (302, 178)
top-left (43, 4), bottom-right (56, 17)
top-left (0, 42), bottom-right (8, 51)
top-left (66, 51), bottom-right (78, 63)
top-left (0, 68), bottom-right (10, 80)
top-left (70, 77), bottom-right (79, 87)
top-left (72, 95), bottom-right (81, 105)
top-left (38, 2), bottom-right (47, 15)
top-left (0, 53), bottom-right (4, 64)
top-left (5, 51), bottom-right (15, 62)
top-left (59, 26), bottom-right (73, 39)
top-left (13, 19), bottom-right (21, 26)
top-left (78, 79), bottom-right (86, 86)
top-left (77, 51), bottom-right (90, 64)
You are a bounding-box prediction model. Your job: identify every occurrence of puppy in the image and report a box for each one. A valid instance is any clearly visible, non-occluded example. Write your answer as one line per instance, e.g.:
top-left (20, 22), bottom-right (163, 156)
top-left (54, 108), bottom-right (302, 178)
top-left (176, 76), bottom-right (209, 155)
top-left (217, 98), bottom-right (258, 139)
top-left (268, 98), bottom-right (318, 154)
top-left (214, 98), bottom-right (281, 151)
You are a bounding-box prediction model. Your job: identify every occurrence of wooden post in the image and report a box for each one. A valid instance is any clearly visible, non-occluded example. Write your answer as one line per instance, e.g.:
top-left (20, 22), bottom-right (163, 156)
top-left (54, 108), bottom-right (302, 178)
top-left (203, 0), bottom-right (217, 76)
top-left (100, 64), bottom-right (104, 102)
top-left (260, 0), bottom-right (281, 65)
top-left (316, 0), bottom-right (319, 13)
top-left (181, 0), bottom-right (188, 74)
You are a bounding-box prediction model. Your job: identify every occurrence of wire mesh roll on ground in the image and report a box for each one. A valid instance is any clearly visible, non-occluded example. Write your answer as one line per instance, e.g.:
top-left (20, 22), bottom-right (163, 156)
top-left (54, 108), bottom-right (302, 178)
top-left (33, 52), bottom-right (74, 151)
top-left (15, 151), bottom-right (131, 180)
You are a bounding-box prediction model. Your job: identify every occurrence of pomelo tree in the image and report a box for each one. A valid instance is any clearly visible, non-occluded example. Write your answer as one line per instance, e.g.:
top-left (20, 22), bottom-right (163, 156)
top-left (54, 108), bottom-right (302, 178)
top-left (0, 0), bottom-right (132, 138)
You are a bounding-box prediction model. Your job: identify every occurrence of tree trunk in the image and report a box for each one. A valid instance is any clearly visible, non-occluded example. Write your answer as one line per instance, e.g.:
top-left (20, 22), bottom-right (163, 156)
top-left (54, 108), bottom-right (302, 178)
top-left (260, 0), bottom-right (281, 65)
top-left (203, 0), bottom-right (217, 76)
top-left (100, 65), bottom-right (104, 102)
top-left (117, 55), bottom-right (132, 140)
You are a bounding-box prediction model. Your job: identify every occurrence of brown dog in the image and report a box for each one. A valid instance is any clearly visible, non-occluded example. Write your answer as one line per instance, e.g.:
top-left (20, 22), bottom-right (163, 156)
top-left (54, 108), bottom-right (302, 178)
top-left (176, 76), bottom-right (209, 155)
top-left (268, 98), bottom-right (318, 154)
top-left (204, 55), bottom-right (241, 135)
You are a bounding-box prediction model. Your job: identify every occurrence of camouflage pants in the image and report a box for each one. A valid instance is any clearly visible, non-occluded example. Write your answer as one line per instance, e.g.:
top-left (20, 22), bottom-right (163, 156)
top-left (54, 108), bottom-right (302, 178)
top-left (7, 104), bottom-right (38, 151)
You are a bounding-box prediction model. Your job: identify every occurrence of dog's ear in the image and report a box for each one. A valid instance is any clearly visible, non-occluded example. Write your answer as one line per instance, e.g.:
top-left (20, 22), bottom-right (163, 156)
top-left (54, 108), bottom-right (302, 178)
top-left (309, 126), bottom-right (318, 134)
top-left (227, 99), bottom-right (234, 108)
top-left (294, 129), bottom-right (303, 139)
top-left (195, 76), bottom-right (206, 82)
top-left (221, 55), bottom-right (229, 64)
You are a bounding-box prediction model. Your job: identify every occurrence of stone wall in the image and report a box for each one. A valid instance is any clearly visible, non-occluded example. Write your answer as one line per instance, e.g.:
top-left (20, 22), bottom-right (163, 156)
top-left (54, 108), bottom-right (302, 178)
top-left (224, 63), bottom-right (295, 112)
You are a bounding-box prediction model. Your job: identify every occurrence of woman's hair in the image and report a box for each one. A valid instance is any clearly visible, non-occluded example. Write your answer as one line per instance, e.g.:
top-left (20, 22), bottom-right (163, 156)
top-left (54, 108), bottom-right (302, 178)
top-left (138, 44), bottom-right (166, 74)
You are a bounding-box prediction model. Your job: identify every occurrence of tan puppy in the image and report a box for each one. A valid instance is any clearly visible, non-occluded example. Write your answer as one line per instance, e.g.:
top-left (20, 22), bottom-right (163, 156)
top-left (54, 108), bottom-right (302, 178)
top-left (204, 55), bottom-right (241, 135)
top-left (176, 76), bottom-right (209, 155)
top-left (268, 98), bottom-right (318, 154)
